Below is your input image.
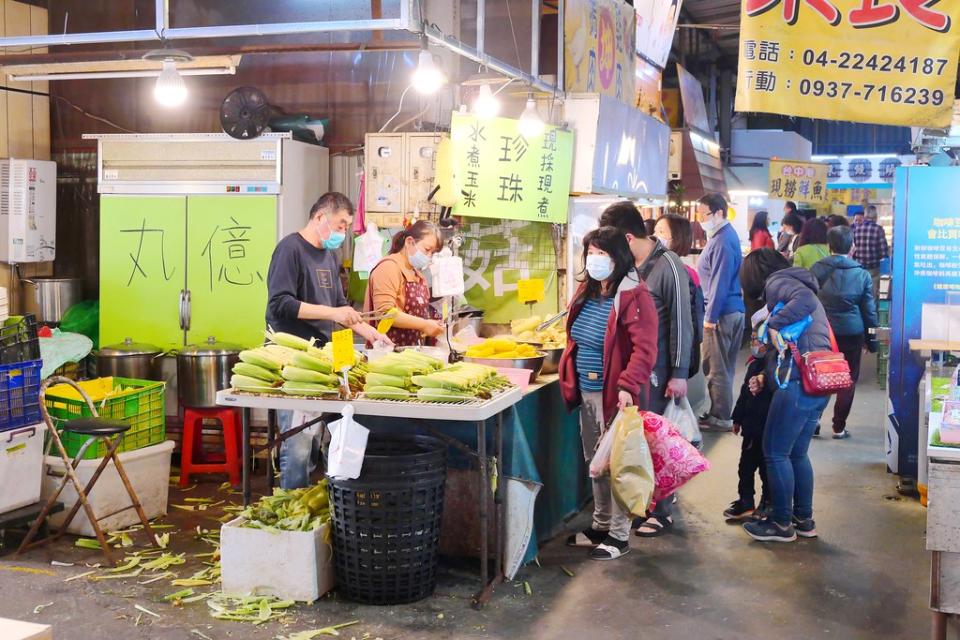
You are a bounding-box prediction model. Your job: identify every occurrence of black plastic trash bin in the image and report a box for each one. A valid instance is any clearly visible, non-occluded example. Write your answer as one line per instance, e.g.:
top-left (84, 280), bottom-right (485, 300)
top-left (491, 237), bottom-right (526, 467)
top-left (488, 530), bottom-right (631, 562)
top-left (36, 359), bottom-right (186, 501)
top-left (328, 434), bottom-right (447, 605)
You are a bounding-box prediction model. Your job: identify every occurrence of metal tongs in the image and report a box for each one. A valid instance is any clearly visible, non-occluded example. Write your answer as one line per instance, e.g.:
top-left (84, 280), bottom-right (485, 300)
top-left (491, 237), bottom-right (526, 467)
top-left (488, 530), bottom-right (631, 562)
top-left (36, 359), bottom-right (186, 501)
top-left (359, 308), bottom-right (399, 323)
top-left (537, 310), bottom-right (568, 332)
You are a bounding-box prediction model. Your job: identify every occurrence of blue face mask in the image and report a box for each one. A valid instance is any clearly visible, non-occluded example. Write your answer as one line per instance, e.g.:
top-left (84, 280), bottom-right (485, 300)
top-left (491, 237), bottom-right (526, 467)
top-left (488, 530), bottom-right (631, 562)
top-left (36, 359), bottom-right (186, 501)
top-left (409, 249), bottom-right (431, 272)
top-left (323, 231), bottom-right (346, 250)
top-left (585, 254), bottom-right (614, 281)
top-left (320, 216), bottom-right (346, 250)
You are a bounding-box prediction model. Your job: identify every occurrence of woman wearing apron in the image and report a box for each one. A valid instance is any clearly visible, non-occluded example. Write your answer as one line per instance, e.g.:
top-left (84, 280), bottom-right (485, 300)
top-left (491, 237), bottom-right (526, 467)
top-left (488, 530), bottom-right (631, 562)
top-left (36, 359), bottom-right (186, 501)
top-left (364, 220), bottom-right (444, 347)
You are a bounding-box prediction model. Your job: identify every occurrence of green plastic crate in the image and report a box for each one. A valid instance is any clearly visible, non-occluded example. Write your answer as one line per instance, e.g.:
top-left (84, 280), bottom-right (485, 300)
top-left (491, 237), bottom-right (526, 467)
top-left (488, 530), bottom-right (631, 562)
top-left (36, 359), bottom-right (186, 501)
top-left (45, 377), bottom-right (165, 460)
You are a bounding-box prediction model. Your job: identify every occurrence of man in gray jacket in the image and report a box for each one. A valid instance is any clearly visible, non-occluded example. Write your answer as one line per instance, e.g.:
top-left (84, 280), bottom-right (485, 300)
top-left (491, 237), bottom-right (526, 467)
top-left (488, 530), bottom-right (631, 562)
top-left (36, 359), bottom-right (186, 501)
top-left (601, 202), bottom-right (693, 413)
top-left (600, 201), bottom-right (694, 538)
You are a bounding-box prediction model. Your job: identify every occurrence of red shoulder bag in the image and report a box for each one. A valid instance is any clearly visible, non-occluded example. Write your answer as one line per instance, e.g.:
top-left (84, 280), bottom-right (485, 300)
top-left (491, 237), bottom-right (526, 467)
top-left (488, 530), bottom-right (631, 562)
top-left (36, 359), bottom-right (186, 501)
top-left (789, 328), bottom-right (853, 396)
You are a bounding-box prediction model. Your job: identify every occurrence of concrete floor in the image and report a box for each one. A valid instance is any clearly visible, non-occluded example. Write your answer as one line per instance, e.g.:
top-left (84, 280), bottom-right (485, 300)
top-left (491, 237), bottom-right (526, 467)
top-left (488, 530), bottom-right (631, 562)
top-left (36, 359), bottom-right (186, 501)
top-left (0, 352), bottom-right (944, 639)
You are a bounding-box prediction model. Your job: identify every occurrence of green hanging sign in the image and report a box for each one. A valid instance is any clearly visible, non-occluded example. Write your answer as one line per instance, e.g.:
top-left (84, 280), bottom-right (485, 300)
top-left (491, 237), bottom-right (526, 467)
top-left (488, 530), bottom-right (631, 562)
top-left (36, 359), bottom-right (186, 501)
top-left (450, 113), bottom-right (573, 223)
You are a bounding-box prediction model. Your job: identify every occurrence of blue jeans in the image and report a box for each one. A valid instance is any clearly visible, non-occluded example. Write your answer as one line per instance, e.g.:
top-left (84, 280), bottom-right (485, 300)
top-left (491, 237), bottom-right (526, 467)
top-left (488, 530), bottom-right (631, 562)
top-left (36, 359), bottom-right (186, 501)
top-left (277, 410), bottom-right (313, 489)
top-left (762, 381), bottom-right (829, 525)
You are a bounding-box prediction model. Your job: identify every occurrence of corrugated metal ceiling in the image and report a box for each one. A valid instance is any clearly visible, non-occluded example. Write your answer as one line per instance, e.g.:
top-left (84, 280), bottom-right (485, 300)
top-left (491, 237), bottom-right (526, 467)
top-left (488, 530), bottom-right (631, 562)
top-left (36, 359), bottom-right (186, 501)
top-left (680, 0), bottom-right (741, 62)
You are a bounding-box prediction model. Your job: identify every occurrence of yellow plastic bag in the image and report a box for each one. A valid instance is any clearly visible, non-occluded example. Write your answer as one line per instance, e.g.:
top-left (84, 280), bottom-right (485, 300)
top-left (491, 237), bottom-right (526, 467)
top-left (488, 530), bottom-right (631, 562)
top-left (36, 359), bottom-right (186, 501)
top-left (610, 406), bottom-right (656, 517)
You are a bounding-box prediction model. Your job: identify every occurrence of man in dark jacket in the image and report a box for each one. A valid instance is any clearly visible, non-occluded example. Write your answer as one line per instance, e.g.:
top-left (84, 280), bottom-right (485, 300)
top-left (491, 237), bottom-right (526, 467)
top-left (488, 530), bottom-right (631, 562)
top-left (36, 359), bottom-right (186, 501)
top-left (696, 193), bottom-right (745, 431)
top-left (810, 226), bottom-right (878, 439)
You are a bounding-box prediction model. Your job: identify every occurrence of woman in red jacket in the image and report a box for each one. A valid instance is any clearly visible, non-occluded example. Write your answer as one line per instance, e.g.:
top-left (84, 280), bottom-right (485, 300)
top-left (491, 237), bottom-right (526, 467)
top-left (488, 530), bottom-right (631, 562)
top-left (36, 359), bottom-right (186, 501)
top-left (559, 226), bottom-right (658, 561)
top-left (749, 210), bottom-right (775, 251)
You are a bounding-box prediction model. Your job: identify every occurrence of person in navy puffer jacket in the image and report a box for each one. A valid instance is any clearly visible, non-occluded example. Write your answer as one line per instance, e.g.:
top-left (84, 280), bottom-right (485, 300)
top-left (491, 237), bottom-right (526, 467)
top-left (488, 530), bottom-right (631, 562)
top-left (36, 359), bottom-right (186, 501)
top-left (810, 226), bottom-right (878, 440)
top-left (740, 250), bottom-right (832, 544)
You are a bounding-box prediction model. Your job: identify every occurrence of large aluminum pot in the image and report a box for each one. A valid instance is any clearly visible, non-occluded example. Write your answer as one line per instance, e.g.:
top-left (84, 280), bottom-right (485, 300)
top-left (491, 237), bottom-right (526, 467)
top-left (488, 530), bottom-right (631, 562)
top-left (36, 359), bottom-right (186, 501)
top-left (21, 277), bottom-right (83, 324)
top-left (177, 337), bottom-right (242, 408)
top-left (97, 338), bottom-right (164, 380)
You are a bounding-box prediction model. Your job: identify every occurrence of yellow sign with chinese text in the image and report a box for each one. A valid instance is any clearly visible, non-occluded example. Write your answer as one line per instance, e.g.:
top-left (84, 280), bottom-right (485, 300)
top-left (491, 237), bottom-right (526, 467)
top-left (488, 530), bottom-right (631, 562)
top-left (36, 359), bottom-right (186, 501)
top-left (331, 328), bottom-right (355, 372)
top-left (768, 160), bottom-right (829, 203)
top-left (517, 278), bottom-right (545, 304)
top-left (735, 0), bottom-right (960, 127)
top-left (564, 0), bottom-right (636, 104)
top-left (450, 113), bottom-right (573, 223)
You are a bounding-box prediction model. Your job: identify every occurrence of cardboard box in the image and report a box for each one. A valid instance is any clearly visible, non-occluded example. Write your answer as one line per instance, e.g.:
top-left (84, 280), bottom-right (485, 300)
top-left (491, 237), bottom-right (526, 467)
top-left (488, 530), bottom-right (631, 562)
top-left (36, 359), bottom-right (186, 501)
top-left (220, 517), bottom-right (334, 603)
top-left (0, 618), bottom-right (52, 640)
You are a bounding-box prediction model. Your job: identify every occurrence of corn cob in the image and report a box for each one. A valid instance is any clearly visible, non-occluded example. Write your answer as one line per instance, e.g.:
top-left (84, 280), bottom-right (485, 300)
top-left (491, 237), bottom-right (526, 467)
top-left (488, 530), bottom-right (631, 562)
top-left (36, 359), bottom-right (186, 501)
top-left (365, 372), bottom-right (412, 389)
top-left (363, 385), bottom-right (413, 400)
top-left (231, 374), bottom-right (277, 392)
top-left (290, 351), bottom-right (333, 374)
top-left (411, 374), bottom-right (473, 391)
top-left (366, 356), bottom-right (429, 377)
top-left (280, 381), bottom-right (339, 396)
top-left (233, 362), bottom-right (283, 384)
top-left (447, 362), bottom-right (498, 378)
top-left (263, 344), bottom-right (303, 367)
top-left (239, 349), bottom-right (282, 372)
top-left (417, 387), bottom-right (478, 403)
top-left (281, 366), bottom-right (339, 385)
top-left (395, 349), bottom-right (445, 370)
top-left (266, 330), bottom-right (314, 351)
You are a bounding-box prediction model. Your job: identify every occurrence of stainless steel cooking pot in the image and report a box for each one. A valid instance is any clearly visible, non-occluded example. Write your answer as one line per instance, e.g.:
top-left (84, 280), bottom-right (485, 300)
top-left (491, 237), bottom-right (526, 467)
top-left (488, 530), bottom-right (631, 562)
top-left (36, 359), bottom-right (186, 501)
top-left (97, 338), bottom-right (164, 380)
top-left (21, 277), bottom-right (83, 324)
top-left (177, 337), bottom-right (242, 409)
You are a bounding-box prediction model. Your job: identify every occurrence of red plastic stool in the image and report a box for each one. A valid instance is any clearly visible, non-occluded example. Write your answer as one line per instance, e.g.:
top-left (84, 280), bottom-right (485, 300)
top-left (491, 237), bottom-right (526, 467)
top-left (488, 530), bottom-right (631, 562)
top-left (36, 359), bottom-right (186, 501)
top-left (180, 407), bottom-right (241, 487)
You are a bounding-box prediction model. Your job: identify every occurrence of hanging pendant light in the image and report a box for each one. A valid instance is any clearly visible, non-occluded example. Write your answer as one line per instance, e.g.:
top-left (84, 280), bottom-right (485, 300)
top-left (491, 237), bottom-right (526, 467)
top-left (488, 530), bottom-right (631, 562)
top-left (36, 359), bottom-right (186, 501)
top-left (154, 59), bottom-right (187, 107)
top-left (518, 97), bottom-right (545, 138)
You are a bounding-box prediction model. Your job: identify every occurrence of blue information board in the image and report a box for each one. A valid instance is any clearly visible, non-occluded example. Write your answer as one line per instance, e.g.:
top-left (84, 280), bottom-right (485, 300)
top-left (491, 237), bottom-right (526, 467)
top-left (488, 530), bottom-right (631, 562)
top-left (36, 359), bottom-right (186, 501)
top-left (889, 166), bottom-right (960, 478)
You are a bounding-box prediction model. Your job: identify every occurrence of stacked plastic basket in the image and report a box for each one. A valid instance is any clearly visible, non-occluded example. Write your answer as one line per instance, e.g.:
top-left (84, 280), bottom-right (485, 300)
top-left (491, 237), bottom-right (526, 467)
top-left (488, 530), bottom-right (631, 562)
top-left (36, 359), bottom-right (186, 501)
top-left (0, 314), bottom-right (44, 514)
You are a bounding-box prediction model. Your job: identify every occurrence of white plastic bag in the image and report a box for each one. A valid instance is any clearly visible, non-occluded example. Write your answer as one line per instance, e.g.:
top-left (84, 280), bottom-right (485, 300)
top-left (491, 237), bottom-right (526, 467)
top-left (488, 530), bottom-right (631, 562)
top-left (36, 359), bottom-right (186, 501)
top-left (352, 222), bottom-right (386, 276)
top-left (290, 410), bottom-right (324, 474)
top-left (589, 425), bottom-right (616, 478)
top-left (663, 396), bottom-right (702, 446)
top-left (326, 406), bottom-right (369, 480)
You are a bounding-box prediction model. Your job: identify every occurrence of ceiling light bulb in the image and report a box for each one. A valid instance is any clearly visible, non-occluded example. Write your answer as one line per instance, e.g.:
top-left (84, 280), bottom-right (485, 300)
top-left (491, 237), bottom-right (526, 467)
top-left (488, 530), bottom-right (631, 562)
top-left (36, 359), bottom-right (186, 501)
top-left (412, 49), bottom-right (446, 95)
top-left (518, 98), bottom-right (545, 138)
top-left (154, 59), bottom-right (187, 107)
top-left (473, 84), bottom-right (500, 119)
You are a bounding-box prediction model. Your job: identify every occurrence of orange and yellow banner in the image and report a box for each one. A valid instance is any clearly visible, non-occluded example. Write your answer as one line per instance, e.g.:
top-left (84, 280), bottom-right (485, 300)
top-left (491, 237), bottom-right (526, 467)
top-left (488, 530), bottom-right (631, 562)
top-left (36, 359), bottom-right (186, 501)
top-left (735, 0), bottom-right (960, 127)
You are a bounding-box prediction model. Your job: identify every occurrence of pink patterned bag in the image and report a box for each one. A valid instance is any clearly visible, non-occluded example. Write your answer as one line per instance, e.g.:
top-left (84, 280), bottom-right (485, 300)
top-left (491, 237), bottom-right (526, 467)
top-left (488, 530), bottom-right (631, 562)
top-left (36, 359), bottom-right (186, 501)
top-left (640, 411), bottom-right (710, 502)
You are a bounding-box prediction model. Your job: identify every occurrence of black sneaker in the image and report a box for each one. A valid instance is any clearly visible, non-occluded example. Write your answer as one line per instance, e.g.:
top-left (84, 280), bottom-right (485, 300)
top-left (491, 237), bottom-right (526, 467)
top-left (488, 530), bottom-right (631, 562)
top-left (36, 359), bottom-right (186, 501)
top-left (589, 535), bottom-right (630, 561)
top-left (723, 499), bottom-right (756, 521)
top-left (792, 517), bottom-right (818, 538)
top-left (566, 528), bottom-right (608, 547)
top-left (753, 502), bottom-right (772, 520)
top-left (743, 517), bottom-right (797, 542)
